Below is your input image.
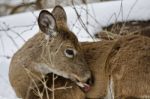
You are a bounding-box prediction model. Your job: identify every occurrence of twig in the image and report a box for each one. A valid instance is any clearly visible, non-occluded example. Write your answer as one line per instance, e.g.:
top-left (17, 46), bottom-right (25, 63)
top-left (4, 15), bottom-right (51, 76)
top-left (71, 0), bottom-right (95, 41)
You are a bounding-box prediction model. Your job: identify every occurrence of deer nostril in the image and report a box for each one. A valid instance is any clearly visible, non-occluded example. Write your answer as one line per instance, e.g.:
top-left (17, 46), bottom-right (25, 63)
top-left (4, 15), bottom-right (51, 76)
top-left (86, 76), bottom-right (94, 85)
top-left (86, 78), bottom-right (91, 85)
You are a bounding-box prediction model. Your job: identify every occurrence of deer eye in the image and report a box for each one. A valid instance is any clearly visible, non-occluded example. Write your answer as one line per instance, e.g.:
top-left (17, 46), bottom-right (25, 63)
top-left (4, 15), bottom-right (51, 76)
top-left (64, 48), bottom-right (76, 58)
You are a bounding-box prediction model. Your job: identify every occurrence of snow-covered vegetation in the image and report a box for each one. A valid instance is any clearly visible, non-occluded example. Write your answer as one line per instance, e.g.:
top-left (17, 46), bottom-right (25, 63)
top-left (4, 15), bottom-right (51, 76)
top-left (0, 0), bottom-right (150, 98)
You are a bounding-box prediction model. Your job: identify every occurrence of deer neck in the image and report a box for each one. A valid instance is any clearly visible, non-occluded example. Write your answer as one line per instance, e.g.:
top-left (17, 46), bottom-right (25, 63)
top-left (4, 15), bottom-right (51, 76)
top-left (82, 40), bottom-right (116, 98)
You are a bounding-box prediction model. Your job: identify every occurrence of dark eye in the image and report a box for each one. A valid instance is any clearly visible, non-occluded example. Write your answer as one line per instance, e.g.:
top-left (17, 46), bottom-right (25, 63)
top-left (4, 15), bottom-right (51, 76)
top-left (66, 49), bottom-right (74, 55)
top-left (64, 48), bottom-right (76, 58)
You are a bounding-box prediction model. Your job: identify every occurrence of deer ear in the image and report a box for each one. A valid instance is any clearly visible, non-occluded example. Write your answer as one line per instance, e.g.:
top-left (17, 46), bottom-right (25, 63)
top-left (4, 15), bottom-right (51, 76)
top-left (38, 10), bottom-right (57, 37)
top-left (52, 5), bottom-right (67, 22)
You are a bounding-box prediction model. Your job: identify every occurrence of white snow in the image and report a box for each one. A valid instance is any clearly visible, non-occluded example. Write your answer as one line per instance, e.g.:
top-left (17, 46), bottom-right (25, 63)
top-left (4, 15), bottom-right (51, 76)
top-left (0, 0), bottom-right (150, 98)
top-left (0, 0), bottom-right (36, 5)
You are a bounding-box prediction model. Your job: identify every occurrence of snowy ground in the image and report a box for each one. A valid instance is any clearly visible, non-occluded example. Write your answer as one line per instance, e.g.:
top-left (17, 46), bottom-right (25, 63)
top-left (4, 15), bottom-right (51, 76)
top-left (0, 0), bottom-right (150, 98)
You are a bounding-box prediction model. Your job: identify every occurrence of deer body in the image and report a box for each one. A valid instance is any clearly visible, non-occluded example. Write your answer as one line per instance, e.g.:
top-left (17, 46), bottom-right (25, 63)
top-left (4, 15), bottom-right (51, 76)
top-left (83, 35), bottom-right (150, 99)
top-left (9, 5), bottom-right (150, 99)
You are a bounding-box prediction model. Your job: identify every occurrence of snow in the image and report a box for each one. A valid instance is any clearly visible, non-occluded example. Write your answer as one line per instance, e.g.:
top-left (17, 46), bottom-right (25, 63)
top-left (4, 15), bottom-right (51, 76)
top-left (0, 0), bottom-right (36, 5)
top-left (0, 59), bottom-right (17, 98)
top-left (0, 0), bottom-right (150, 98)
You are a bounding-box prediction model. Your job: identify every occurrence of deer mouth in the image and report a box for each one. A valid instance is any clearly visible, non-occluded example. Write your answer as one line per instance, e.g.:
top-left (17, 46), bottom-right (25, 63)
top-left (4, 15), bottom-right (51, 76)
top-left (45, 72), bottom-right (92, 92)
top-left (45, 73), bottom-right (92, 92)
top-left (68, 73), bottom-right (93, 92)
top-left (76, 82), bottom-right (91, 92)
top-left (43, 67), bottom-right (93, 92)
top-left (66, 75), bottom-right (92, 92)
top-left (73, 76), bottom-right (93, 92)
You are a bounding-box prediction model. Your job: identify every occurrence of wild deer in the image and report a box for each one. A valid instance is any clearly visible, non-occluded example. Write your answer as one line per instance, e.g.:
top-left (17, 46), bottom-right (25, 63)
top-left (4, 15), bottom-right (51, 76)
top-left (9, 6), bottom-right (92, 99)
top-left (9, 5), bottom-right (150, 99)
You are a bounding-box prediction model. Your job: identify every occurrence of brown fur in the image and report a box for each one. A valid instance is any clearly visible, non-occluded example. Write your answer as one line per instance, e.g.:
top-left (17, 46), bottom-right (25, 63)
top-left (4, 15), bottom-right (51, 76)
top-left (83, 35), bottom-right (150, 99)
top-left (82, 40), bottom-right (115, 98)
top-left (9, 5), bottom-right (150, 99)
top-left (107, 35), bottom-right (150, 99)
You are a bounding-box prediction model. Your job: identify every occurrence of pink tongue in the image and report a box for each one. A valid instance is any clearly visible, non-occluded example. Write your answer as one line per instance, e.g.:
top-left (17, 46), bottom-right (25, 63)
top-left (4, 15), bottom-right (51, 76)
top-left (83, 84), bottom-right (91, 92)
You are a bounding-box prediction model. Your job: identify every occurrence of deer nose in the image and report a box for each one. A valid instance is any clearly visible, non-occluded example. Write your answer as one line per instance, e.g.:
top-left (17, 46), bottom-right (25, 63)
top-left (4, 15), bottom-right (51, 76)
top-left (75, 74), bottom-right (94, 92)
top-left (76, 73), bottom-right (94, 85)
top-left (85, 74), bottom-right (94, 85)
top-left (85, 76), bottom-right (94, 85)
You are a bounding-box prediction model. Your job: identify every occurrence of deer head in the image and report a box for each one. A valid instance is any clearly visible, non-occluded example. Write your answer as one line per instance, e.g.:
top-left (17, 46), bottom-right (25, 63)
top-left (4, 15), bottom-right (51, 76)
top-left (37, 5), bottom-right (92, 92)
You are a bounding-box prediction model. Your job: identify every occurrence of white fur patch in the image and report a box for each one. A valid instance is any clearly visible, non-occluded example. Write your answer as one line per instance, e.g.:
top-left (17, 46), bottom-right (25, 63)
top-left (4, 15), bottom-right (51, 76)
top-left (45, 35), bottom-right (50, 41)
top-left (44, 31), bottom-right (57, 41)
top-left (51, 31), bottom-right (57, 37)
top-left (105, 77), bottom-right (114, 99)
top-left (35, 63), bottom-right (52, 74)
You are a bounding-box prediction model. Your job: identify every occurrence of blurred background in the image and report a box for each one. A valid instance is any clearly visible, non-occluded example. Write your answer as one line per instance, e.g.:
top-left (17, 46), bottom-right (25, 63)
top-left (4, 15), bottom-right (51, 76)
top-left (0, 0), bottom-right (115, 16)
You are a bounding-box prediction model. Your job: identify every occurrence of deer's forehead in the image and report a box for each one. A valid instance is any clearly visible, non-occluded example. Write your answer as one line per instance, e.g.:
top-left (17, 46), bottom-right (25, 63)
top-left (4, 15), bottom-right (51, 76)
top-left (56, 27), bottom-right (80, 50)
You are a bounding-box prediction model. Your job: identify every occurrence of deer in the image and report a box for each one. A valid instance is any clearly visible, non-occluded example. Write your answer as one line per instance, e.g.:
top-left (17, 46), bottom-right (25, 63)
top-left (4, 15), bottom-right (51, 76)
top-left (9, 5), bottom-right (150, 99)
top-left (9, 5), bottom-right (92, 99)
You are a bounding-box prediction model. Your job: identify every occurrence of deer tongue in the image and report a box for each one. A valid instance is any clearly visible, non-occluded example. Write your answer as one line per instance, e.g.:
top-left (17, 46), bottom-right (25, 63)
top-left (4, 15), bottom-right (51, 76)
top-left (82, 84), bottom-right (91, 92)
top-left (77, 82), bottom-right (91, 92)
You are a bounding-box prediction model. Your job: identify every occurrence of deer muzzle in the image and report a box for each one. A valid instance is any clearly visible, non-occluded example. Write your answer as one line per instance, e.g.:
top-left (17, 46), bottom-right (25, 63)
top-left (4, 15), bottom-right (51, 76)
top-left (70, 72), bottom-right (94, 92)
